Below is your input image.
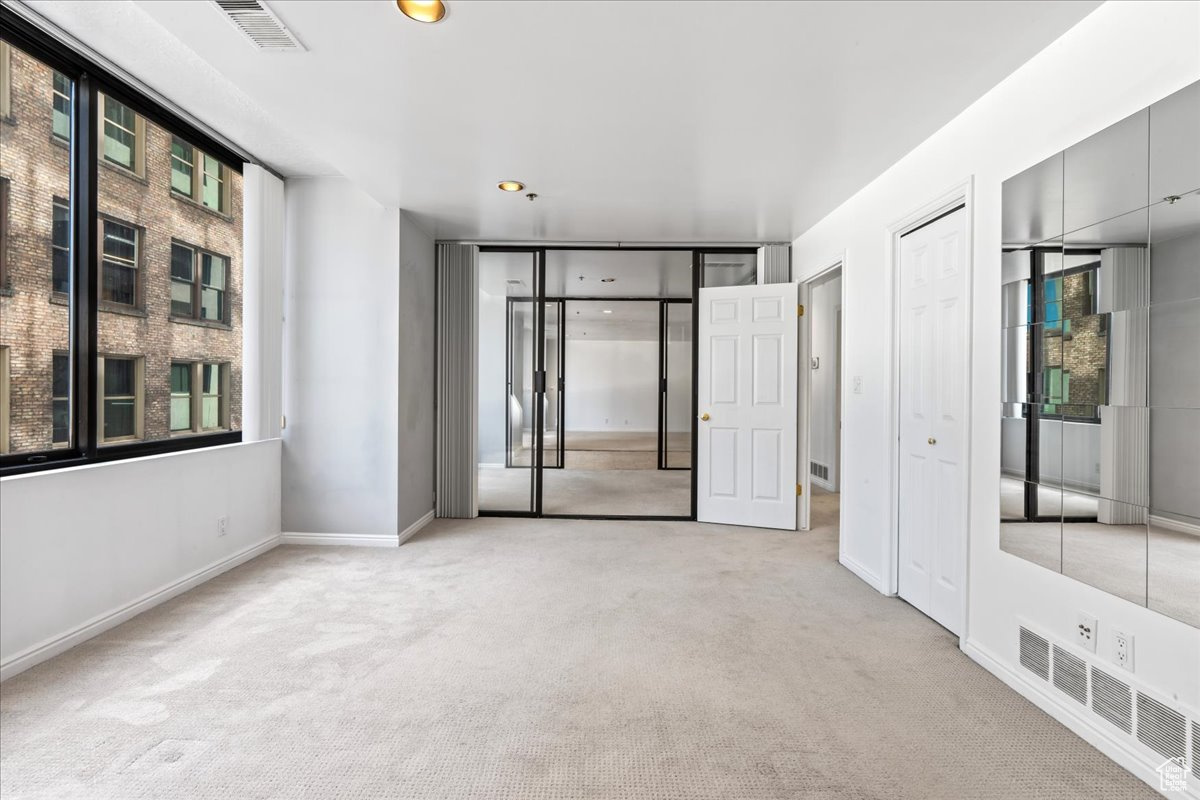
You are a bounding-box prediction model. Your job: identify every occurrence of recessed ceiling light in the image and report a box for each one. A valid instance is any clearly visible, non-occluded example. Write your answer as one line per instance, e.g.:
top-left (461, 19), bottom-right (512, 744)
top-left (396, 0), bottom-right (446, 23)
top-left (602, 309), bottom-right (613, 314)
top-left (497, 180), bottom-right (525, 193)
top-left (600, 277), bottom-right (616, 283)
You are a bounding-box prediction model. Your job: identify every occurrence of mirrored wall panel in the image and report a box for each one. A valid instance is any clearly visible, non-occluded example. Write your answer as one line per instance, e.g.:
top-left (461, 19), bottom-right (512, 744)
top-left (1000, 79), bottom-right (1200, 628)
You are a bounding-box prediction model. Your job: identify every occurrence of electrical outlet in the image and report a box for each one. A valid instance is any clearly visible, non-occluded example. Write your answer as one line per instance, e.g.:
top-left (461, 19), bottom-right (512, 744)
top-left (1113, 630), bottom-right (1134, 671)
top-left (1076, 612), bottom-right (1097, 652)
top-left (217, 516), bottom-right (228, 537)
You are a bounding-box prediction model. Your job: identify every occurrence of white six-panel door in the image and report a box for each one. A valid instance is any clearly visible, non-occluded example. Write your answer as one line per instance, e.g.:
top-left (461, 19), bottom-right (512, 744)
top-left (697, 283), bottom-right (798, 530)
top-left (897, 208), bottom-right (968, 636)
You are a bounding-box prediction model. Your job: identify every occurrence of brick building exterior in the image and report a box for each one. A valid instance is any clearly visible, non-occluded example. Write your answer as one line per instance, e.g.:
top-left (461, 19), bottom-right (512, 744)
top-left (1040, 264), bottom-right (1108, 419)
top-left (0, 44), bottom-right (242, 454)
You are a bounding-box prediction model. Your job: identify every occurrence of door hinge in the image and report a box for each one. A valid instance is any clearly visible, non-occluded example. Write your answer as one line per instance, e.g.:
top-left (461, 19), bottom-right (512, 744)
top-left (798, 304), bottom-right (805, 317)
top-left (796, 483), bottom-right (803, 496)
top-left (281, 415), bottom-right (287, 430)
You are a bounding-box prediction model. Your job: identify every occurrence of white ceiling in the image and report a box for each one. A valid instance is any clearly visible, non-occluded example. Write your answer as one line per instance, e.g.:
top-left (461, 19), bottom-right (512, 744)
top-left (24, 0), bottom-right (1101, 242)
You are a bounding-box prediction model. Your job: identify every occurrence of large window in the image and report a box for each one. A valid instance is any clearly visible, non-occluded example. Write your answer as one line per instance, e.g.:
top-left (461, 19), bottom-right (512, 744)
top-left (0, 20), bottom-right (245, 474)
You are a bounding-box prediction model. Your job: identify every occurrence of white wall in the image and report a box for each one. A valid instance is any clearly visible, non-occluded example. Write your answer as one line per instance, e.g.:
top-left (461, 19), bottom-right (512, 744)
top-left (809, 274), bottom-right (841, 490)
top-left (790, 0), bottom-right (1199, 788)
top-left (564, 339), bottom-right (659, 432)
top-left (282, 177), bottom-right (434, 539)
top-left (0, 440), bottom-right (282, 679)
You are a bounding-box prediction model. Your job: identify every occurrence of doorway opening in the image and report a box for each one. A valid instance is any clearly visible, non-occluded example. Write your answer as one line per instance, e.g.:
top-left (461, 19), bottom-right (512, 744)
top-left (801, 265), bottom-right (843, 536)
top-left (474, 247), bottom-right (757, 520)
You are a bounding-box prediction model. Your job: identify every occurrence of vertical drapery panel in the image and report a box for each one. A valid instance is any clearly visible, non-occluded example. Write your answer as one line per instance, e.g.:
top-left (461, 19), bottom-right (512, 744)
top-left (436, 244), bottom-right (478, 518)
top-left (757, 244), bottom-right (791, 284)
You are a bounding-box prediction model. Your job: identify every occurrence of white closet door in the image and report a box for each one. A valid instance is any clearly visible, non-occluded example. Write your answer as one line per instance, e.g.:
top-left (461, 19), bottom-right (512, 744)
top-left (898, 208), bottom-right (968, 635)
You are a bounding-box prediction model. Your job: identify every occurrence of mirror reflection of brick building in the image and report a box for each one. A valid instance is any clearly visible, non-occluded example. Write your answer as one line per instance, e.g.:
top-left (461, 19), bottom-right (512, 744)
top-left (0, 43), bottom-right (241, 454)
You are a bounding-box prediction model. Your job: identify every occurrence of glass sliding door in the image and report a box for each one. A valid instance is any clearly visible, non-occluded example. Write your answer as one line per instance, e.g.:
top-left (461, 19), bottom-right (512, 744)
top-left (541, 299), bottom-right (564, 469)
top-left (660, 300), bottom-right (693, 469)
top-left (477, 250), bottom-right (540, 513)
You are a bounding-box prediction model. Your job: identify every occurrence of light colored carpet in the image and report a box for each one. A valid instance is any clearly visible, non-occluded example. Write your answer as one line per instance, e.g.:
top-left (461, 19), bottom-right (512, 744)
top-left (511, 431), bottom-right (690, 470)
top-left (479, 466), bottom-right (691, 516)
top-left (0, 508), bottom-right (1155, 799)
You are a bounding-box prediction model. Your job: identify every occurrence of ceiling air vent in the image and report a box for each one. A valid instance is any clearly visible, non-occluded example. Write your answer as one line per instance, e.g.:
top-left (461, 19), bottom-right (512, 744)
top-left (1051, 645), bottom-right (1087, 705)
top-left (1019, 627), bottom-right (1049, 681)
top-left (1089, 666), bottom-right (1132, 734)
top-left (1136, 692), bottom-right (1187, 761)
top-left (213, 0), bottom-right (305, 51)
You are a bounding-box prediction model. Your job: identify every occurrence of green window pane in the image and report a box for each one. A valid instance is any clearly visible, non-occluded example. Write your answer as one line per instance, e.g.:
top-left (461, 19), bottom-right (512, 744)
top-left (170, 363), bottom-right (191, 394)
top-left (171, 138), bottom-right (193, 195)
top-left (104, 358), bottom-right (135, 396)
top-left (52, 71), bottom-right (71, 141)
top-left (103, 97), bottom-right (136, 169)
top-left (202, 154), bottom-right (222, 210)
top-left (103, 399), bottom-right (136, 439)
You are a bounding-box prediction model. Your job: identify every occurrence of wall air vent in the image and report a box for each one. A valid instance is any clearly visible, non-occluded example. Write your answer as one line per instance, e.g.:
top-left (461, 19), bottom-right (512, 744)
top-left (1090, 666), bottom-right (1133, 734)
top-left (1136, 692), bottom-right (1187, 762)
top-left (1192, 720), bottom-right (1199, 778)
top-left (213, 0), bottom-right (305, 51)
top-left (810, 461), bottom-right (828, 481)
top-left (1051, 645), bottom-right (1087, 705)
top-left (1019, 627), bottom-right (1050, 681)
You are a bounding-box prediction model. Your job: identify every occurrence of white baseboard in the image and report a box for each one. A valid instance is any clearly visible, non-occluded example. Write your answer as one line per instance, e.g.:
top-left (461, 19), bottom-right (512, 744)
top-left (398, 510), bottom-right (435, 545)
top-left (1150, 514), bottom-right (1200, 537)
top-left (282, 510), bottom-right (436, 548)
top-left (0, 534), bottom-right (280, 682)
top-left (280, 532), bottom-right (398, 547)
top-left (812, 476), bottom-right (836, 493)
top-left (961, 638), bottom-right (1197, 800)
top-left (839, 552), bottom-right (887, 594)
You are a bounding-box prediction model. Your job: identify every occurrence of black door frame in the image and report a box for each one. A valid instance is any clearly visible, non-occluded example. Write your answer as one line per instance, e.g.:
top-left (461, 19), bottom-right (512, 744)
top-left (477, 245), bottom-right (758, 521)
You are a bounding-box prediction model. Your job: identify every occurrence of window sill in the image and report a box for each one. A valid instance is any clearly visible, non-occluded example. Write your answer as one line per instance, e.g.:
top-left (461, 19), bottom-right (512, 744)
top-left (170, 190), bottom-right (233, 222)
top-left (169, 315), bottom-right (232, 331)
top-left (49, 134), bottom-right (69, 150)
top-left (99, 158), bottom-right (148, 185)
top-left (100, 302), bottom-right (147, 318)
top-left (0, 286), bottom-right (13, 298)
top-left (50, 291), bottom-right (68, 306)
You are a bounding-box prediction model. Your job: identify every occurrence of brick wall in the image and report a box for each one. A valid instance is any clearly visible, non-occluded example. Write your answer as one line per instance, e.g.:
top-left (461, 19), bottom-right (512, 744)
top-left (0, 46), bottom-right (242, 454)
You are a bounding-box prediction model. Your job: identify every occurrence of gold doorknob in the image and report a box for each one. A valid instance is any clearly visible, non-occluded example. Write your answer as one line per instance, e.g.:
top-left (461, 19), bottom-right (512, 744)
top-left (928, 437), bottom-right (937, 445)
top-left (700, 413), bottom-right (711, 422)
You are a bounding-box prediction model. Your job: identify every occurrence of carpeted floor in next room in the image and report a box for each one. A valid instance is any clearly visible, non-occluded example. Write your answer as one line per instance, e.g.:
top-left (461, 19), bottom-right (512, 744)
top-left (0, 491), bottom-right (1155, 799)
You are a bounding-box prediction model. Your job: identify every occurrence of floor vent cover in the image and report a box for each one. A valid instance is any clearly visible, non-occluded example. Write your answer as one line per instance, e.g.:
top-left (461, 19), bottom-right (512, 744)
top-left (213, 0), bottom-right (305, 51)
top-left (1090, 666), bottom-right (1133, 734)
top-left (810, 461), bottom-right (828, 481)
top-left (1051, 645), bottom-right (1087, 705)
top-left (1019, 627), bottom-right (1050, 681)
top-left (1136, 692), bottom-right (1187, 761)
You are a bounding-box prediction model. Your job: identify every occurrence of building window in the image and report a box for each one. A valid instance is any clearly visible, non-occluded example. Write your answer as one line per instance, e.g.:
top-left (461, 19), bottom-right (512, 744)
top-left (201, 253), bottom-right (228, 322)
top-left (0, 178), bottom-right (8, 288)
top-left (0, 41), bottom-right (10, 119)
top-left (170, 362), bottom-right (191, 432)
top-left (100, 94), bottom-right (144, 175)
top-left (170, 138), bottom-right (230, 213)
top-left (0, 346), bottom-right (9, 455)
top-left (101, 219), bottom-right (138, 307)
top-left (170, 136), bottom-right (194, 196)
top-left (201, 363), bottom-right (226, 430)
top-left (170, 243), bottom-right (195, 317)
top-left (100, 356), bottom-right (142, 443)
top-left (52, 353), bottom-right (69, 445)
top-left (169, 361), bottom-right (228, 434)
top-left (52, 199), bottom-right (69, 293)
top-left (52, 70), bottom-right (71, 141)
top-left (170, 243), bottom-right (229, 324)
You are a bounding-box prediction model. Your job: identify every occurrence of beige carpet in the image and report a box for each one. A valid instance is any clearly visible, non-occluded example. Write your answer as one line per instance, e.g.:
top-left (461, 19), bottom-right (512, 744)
top-left (0, 506), bottom-right (1154, 799)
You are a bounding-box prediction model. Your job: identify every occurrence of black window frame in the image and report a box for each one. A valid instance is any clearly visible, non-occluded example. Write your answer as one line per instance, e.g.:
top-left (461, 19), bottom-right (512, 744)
top-left (0, 8), bottom-right (244, 476)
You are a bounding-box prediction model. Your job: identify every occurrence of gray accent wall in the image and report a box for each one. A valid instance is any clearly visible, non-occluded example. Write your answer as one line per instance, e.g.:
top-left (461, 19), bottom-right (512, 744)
top-left (398, 213), bottom-right (437, 533)
top-left (436, 244), bottom-right (478, 518)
